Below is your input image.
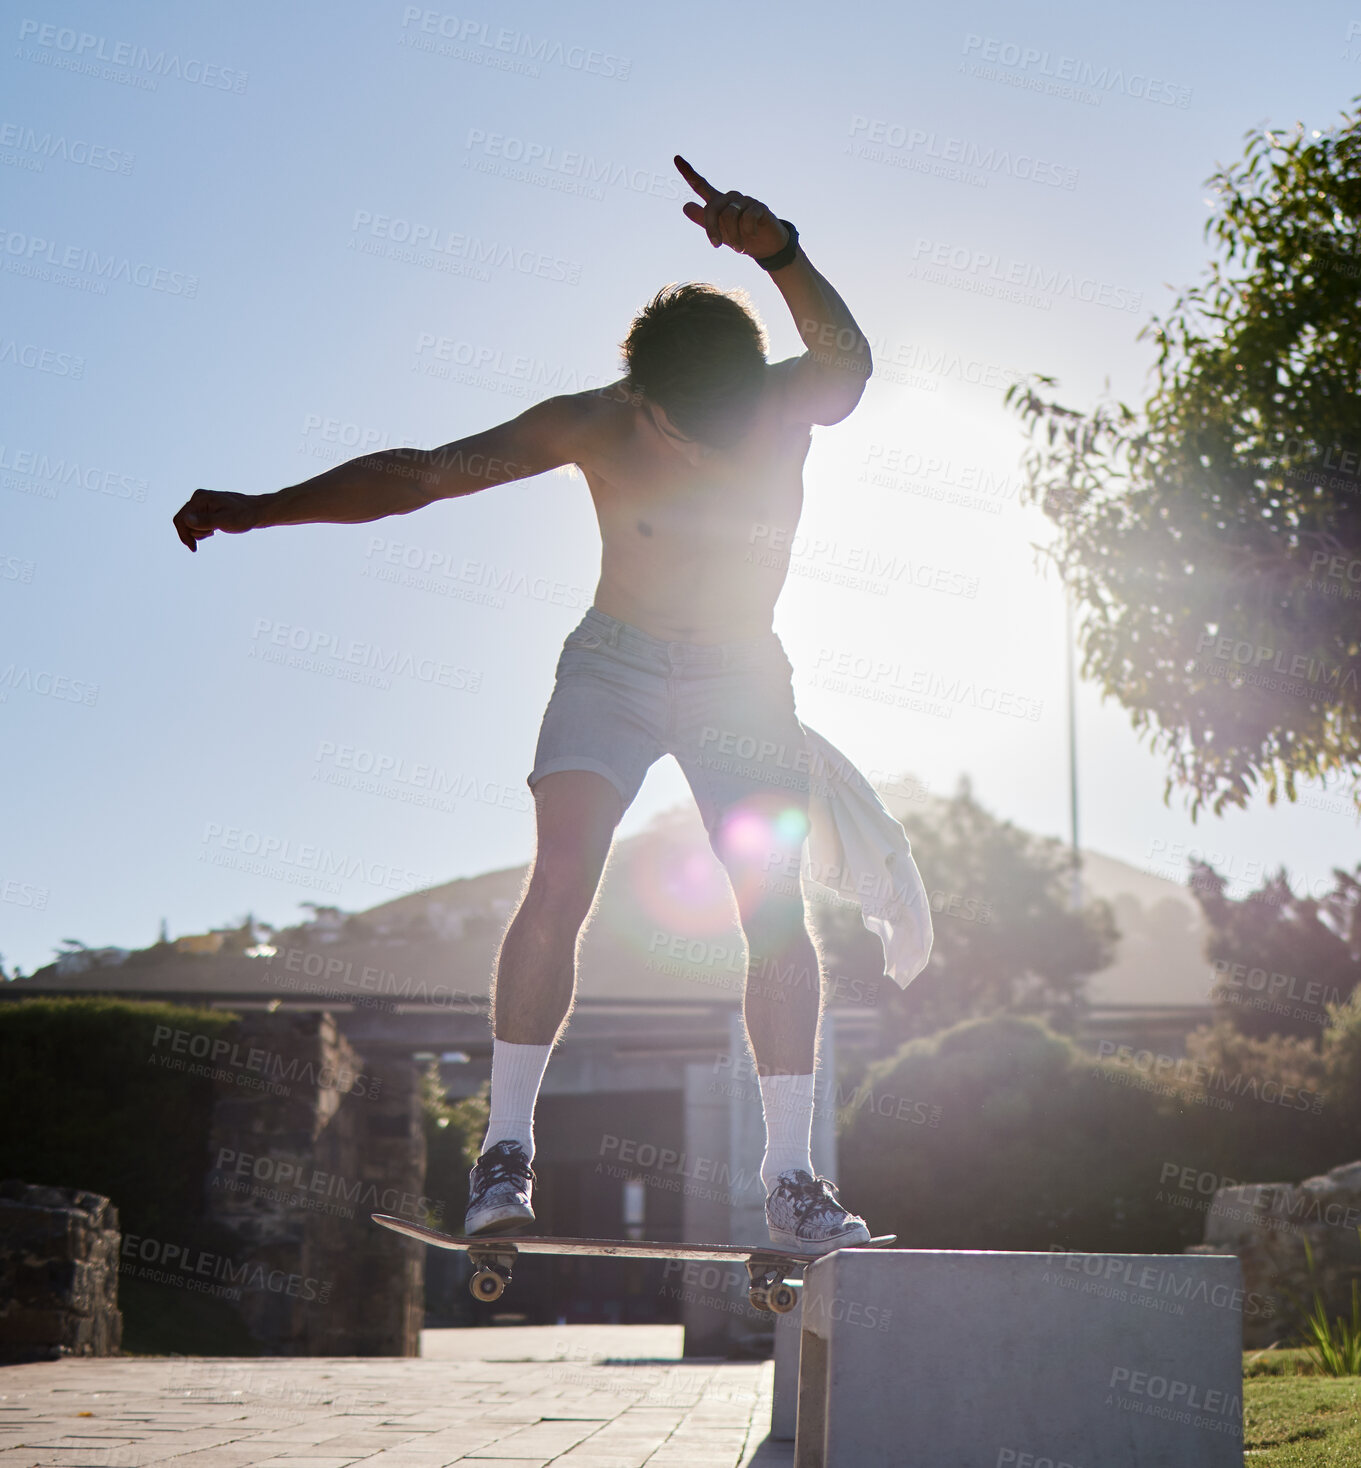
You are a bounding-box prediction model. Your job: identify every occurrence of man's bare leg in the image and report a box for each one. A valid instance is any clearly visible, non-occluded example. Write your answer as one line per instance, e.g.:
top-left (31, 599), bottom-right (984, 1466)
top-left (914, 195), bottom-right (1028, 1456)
top-left (491, 768), bottom-right (624, 1044)
top-left (716, 805), bottom-right (870, 1246)
top-left (710, 797), bottom-right (822, 1075)
top-left (478, 769), bottom-right (622, 1155)
top-left (712, 807), bottom-right (822, 1184)
top-left (744, 892), bottom-right (870, 1245)
top-left (739, 886), bottom-right (825, 1187)
top-left (742, 895), bottom-right (823, 1078)
top-left (466, 770), bottom-right (624, 1234)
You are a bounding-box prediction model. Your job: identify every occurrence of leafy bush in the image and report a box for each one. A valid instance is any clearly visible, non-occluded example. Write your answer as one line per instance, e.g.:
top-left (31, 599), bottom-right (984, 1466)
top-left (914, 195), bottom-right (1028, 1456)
top-left (1184, 1019), bottom-right (1326, 1094)
top-left (840, 1015), bottom-right (1194, 1253)
top-left (0, 997), bottom-right (257, 1354)
top-left (0, 997), bottom-right (238, 1242)
top-left (840, 1011), bottom-right (1358, 1254)
top-left (1324, 1000), bottom-right (1361, 1157)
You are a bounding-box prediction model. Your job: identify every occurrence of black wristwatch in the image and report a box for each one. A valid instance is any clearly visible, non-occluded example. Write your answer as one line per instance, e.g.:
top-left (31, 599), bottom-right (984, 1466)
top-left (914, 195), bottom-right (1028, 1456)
top-left (755, 219), bottom-right (799, 272)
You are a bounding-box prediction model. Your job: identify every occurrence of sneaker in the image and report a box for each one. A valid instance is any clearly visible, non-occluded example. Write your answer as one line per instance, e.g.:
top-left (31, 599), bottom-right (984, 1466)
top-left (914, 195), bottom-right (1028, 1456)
top-left (464, 1140), bottom-right (536, 1236)
top-left (765, 1169), bottom-right (872, 1253)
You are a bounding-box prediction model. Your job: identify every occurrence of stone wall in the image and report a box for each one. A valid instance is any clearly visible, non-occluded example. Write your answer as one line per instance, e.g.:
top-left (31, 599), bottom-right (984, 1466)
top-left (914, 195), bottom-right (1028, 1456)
top-left (200, 1011), bottom-right (425, 1355)
top-left (0, 1182), bottom-right (122, 1363)
top-left (1188, 1159), bottom-right (1361, 1349)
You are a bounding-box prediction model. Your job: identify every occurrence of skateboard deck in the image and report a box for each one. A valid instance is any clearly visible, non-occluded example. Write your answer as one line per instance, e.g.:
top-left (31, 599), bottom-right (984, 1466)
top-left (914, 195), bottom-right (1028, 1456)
top-left (370, 1212), bottom-right (897, 1311)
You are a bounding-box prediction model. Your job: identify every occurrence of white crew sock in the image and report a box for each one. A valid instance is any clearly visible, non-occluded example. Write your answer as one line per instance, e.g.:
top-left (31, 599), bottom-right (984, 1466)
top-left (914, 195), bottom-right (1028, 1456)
top-left (480, 1039), bottom-right (553, 1163)
top-left (759, 1072), bottom-right (816, 1192)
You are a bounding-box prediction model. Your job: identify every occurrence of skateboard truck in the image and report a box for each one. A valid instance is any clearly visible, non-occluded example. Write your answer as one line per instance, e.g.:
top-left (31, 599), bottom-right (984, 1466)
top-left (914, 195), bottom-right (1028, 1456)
top-left (746, 1257), bottom-right (800, 1313)
top-left (466, 1244), bottom-right (517, 1302)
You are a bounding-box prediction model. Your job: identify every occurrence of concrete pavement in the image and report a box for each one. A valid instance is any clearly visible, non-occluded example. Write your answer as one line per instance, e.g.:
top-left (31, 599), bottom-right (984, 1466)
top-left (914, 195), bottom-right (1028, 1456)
top-left (0, 1327), bottom-right (791, 1468)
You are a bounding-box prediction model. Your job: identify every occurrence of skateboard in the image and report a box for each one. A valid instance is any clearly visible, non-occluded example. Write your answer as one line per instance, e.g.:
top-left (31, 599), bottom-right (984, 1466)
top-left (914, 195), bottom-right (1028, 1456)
top-left (370, 1212), bottom-right (896, 1313)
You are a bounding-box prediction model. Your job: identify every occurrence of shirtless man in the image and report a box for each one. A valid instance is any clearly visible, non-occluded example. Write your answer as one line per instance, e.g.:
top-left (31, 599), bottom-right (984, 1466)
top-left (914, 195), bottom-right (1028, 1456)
top-left (173, 156), bottom-right (876, 1253)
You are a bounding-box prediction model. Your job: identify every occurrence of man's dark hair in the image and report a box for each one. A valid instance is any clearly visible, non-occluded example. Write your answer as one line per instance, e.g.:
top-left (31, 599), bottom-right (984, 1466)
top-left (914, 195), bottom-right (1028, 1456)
top-left (621, 282), bottom-right (769, 448)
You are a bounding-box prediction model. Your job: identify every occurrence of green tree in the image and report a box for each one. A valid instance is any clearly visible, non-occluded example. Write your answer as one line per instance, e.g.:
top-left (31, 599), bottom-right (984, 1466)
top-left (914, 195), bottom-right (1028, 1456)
top-left (1008, 97), bottom-right (1361, 816)
top-left (814, 777), bottom-right (1117, 1051)
top-left (1189, 859), bottom-right (1361, 1038)
top-left (420, 1060), bottom-right (488, 1228)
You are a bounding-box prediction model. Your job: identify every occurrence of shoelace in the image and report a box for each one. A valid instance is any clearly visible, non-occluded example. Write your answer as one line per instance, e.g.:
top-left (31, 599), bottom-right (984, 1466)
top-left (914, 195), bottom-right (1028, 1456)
top-left (780, 1172), bottom-right (849, 1223)
top-left (473, 1144), bottom-right (534, 1195)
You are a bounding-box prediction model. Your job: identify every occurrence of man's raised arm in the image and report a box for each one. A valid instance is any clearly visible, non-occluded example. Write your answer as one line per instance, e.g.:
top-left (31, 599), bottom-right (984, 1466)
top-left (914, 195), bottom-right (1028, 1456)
top-left (172, 394), bottom-right (590, 551)
top-left (674, 154), bottom-right (872, 426)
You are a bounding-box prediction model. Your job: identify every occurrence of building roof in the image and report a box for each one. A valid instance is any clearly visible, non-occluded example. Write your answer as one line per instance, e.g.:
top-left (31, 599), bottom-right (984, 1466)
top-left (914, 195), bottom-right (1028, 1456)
top-left (3, 799), bottom-right (1220, 1011)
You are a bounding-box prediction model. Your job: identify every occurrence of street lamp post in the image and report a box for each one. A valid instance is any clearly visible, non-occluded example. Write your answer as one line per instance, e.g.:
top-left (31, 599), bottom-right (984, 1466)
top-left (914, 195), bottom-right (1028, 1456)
top-left (1066, 587), bottom-right (1082, 913)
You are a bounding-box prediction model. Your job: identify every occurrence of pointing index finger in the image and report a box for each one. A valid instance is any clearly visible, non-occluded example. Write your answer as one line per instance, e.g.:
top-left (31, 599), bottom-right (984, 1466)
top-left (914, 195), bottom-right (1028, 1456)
top-left (674, 154), bottom-right (716, 202)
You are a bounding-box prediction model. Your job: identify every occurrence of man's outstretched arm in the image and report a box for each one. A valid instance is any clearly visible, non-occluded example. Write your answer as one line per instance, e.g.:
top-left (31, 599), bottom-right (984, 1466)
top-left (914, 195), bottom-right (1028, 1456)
top-left (675, 155), bottom-right (872, 426)
top-left (172, 394), bottom-right (591, 551)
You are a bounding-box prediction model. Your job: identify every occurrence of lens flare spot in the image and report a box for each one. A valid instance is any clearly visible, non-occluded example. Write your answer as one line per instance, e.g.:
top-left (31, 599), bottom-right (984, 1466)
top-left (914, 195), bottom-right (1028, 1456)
top-left (623, 831), bottom-right (733, 938)
top-left (775, 805), bottom-right (810, 845)
top-left (718, 807), bottom-right (773, 858)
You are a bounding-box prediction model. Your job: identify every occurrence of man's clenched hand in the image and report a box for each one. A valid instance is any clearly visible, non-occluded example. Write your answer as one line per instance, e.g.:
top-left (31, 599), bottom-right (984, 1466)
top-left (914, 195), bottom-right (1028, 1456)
top-left (173, 488), bottom-right (261, 552)
top-left (674, 155), bottom-right (790, 260)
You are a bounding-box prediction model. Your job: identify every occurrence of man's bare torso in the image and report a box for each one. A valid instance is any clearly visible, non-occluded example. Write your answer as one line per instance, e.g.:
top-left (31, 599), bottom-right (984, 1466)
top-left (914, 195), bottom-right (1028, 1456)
top-left (564, 365), bottom-right (811, 643)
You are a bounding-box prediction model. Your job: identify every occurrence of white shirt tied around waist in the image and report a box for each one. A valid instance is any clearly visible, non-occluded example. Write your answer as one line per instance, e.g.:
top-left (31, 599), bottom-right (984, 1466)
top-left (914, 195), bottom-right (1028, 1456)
top-left (797, 724), bottom-right (934, 988)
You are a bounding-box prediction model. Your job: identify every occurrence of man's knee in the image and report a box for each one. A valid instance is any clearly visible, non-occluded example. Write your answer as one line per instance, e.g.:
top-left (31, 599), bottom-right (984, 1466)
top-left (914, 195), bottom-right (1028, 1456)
top-left (740, 891), bottom-right (812, 958)
top-left (524, 845), bottom-right (602, 926)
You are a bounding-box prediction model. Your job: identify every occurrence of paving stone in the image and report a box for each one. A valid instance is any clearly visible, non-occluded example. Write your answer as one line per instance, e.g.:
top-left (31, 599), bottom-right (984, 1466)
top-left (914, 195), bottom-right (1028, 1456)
top-left (253, 1459), bottom-right (369, 1468)
top-left (0, 1331), bottom-right (779, 1468)
top-left (246, 1428), bottom-right (361, 1445)
top-left (314, 1435), bottom-right (435, 1454)
top-left (143, 1449), bottom-right (277, 1468)
top-left (343, 1455), bottom-right (461, 1466)
top-left (388, 1435), bottom-right (497, 1458)
top-left (551, 1456), bottom-right (656, 1468)
top-left (460, 1421), bottom-right (605, 1458)
top-left (452, 1461), bottom-right (551, 1468)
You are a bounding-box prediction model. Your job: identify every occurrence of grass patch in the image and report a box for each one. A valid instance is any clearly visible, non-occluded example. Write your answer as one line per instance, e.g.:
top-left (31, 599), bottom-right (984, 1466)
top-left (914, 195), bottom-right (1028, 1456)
top-left (1245, 1349), bottom-right (1324, 1379)
top-left (1245, 1369), bottom-right (1361, 1465)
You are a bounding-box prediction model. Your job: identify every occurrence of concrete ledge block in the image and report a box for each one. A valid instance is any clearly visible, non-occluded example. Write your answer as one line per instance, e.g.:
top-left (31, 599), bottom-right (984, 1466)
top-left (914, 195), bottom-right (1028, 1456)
top-left (771, 1296), bottom-right (800, 1440)
top-left (795, 1249), bottom-right (1243, 1468)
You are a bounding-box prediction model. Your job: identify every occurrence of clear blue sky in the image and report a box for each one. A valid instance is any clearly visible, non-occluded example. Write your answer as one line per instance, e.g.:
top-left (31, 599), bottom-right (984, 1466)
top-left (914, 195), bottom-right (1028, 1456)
top-left (4, 0), bottom-right (1359, 974)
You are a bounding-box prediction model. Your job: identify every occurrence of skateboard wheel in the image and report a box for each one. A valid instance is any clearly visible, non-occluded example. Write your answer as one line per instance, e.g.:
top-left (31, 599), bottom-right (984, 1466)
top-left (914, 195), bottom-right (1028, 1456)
top-left (748, 1286), bottom-right (771, 1312)
top-left (768, 1283), bottom-right (798, 1313)
top-left (470, 1268), bottom-right (506, 1302)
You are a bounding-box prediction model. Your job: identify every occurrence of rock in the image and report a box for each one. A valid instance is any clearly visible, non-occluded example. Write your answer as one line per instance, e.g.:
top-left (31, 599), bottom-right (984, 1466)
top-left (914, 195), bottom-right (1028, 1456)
top-left (1189, 1160), bottom-right (1361, 1348)
top-left (0, 1182), bottom-right (122, 1362)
